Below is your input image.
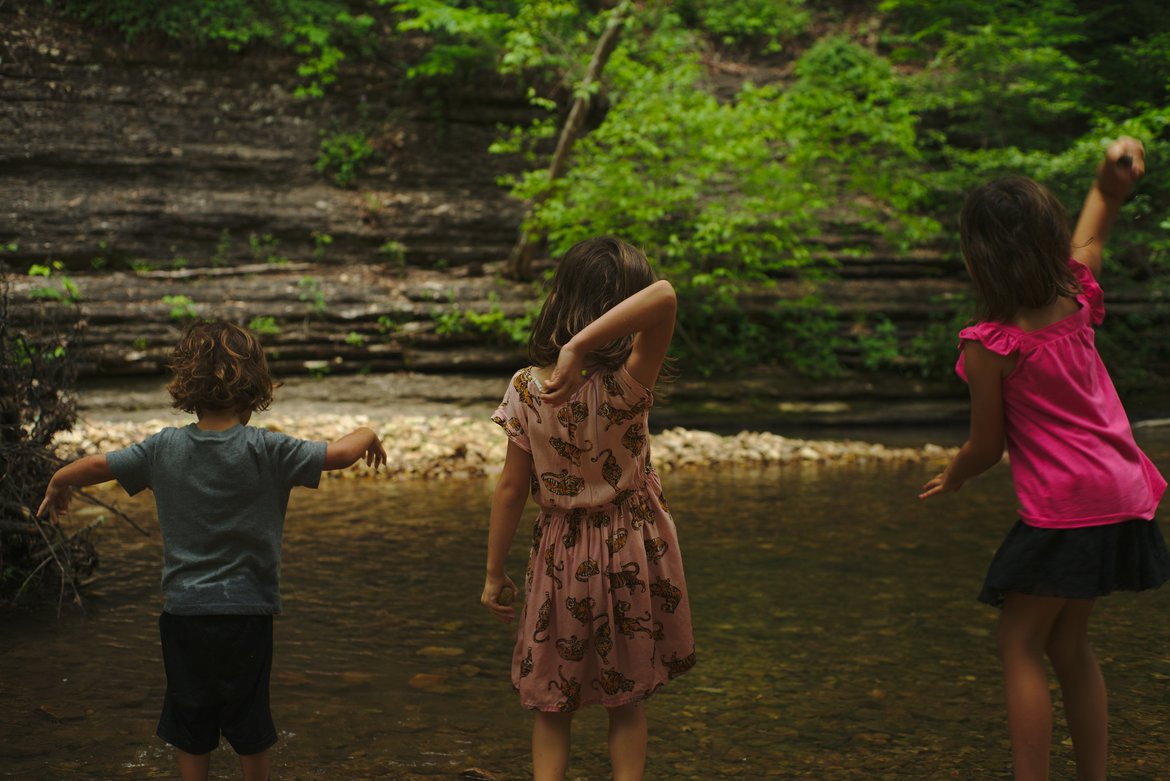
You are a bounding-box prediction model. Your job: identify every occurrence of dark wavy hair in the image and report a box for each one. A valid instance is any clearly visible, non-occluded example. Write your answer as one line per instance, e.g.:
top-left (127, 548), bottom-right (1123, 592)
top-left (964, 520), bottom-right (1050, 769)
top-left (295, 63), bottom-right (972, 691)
top-left (960, 175), bottom-right (1079, 322)
top-left (528, 236), bottom-right (659, 370)
top-left (166, 320), bottom-right (275, 415)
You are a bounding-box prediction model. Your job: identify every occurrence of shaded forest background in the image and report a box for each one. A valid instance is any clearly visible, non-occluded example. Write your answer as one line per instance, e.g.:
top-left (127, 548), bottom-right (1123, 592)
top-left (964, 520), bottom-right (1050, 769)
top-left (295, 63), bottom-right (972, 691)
top-left (3, 0), bottom-right (1170, 393)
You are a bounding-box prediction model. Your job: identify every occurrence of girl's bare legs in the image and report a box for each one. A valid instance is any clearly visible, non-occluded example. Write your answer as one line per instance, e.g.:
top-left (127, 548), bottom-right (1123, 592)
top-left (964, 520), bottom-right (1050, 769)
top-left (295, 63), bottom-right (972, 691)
top-left (998, 594), bottom-right (1067, 781)
top-left (1045, 599), bottom-right (1107, 781)
top-left (607, 702), bottom-right (648, 781)
top-left (239, 748), bottom-right (271, 781)
top-left (177, 750), bottom-right (210, 781)
top-left (533, 711), bottom-right (573, 781)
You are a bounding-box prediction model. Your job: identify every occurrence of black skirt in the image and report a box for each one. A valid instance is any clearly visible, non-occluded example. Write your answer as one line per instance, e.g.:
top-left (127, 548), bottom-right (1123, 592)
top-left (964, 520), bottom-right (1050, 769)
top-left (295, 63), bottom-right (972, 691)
top-left (979, 517), bottom-right (1170, 607)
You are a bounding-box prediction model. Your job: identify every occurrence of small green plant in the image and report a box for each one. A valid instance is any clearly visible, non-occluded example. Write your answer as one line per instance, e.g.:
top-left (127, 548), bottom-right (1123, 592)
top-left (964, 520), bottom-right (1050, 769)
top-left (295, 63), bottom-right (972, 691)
top-left (311, 231), bottom-right (333, 259)
top-left (305, 360), bottom-right (331, 379)
top-left (343, 331), bottom-right (365, 346)
top-left (132, 336), bottom-right (149, 351)
top-left (297, 276), bottom-right (328, 316)
top-left (212, 229), bottom-right (232, 267)
top-left (378, 240), bottom-right (407, 264)
top-left (249, 233), bottom-right (286, 265)
top-left (247, 316), bottom-right (282, 336)
top-left (316, 131), bottom-right (376, 187)
top-left (129, 259), bottom-right (154, 273)
top-left (376, 314), bottom-right (399, 334)
top-left (162, 294), bottom-right (198, 321)
top-left (27, 262), bottom-right (81, 304)
top-left (171, 256), bottom-right (189, 270)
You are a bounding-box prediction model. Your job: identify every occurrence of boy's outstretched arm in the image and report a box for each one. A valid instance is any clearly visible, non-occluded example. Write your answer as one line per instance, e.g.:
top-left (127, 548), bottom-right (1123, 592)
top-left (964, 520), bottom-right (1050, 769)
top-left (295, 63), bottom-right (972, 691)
top-left (38, 454), bottom-right (115, 522)
top-left (324, 427), bottom-right (387, 471)
top-left (1071, 136), bottom-right (1146, 279)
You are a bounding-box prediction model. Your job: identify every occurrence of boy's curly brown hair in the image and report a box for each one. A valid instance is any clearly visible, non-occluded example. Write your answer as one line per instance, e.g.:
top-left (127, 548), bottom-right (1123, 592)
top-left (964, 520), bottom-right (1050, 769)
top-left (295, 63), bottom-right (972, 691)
top-left (166, 321), bottom-right (275, 415)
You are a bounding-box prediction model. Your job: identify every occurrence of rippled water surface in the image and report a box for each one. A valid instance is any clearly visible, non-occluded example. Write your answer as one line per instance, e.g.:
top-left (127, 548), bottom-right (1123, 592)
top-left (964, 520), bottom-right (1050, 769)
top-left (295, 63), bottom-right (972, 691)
top-left (4, 430), bottom-right (1170, 780)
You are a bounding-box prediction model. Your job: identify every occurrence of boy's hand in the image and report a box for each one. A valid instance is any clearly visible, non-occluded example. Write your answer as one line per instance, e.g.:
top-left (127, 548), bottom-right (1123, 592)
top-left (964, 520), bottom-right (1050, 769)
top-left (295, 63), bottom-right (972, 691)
top-left (364, 435), bottom-right (387, 469)
top-left (1099, 136), bottom-right (1145, 199)
top-left (481, 573), bottom-right (519, 623)
top-left (37, 482), bottom-right (72, 523)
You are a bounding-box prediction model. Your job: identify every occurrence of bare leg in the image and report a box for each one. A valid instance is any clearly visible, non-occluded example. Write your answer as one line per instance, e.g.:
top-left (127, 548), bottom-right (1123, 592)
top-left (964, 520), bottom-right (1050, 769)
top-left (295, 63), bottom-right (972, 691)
top-left (532, 710), bottom-right (573, 781)
top-left (1046, 599), bottom-right (1107, 781)
top-left (998, 594), bottom-right (1066, 781)
top-left (177, 750), bottom-right (210, 781)
top-left (239, 748), bottom-right (271, 781)
top-left (607, 702), bottom-right (648, 781)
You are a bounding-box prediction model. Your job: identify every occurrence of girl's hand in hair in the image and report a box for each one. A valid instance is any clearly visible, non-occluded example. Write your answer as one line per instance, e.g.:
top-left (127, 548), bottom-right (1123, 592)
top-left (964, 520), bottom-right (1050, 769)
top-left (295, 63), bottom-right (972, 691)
top-left (540, 345), bottom-right (586, 406)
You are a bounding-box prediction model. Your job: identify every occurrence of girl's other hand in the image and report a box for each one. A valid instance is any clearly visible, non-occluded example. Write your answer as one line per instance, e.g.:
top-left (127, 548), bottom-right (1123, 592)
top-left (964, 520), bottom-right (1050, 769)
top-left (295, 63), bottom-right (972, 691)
top-left (1100, 136), bottom-right (1145, 197)
top-left (540, 346), bottom-right (586, 406)
top-left (481, 573), bottom-right (520, 623)
top-left (918, 470), bottom-right (963, 500)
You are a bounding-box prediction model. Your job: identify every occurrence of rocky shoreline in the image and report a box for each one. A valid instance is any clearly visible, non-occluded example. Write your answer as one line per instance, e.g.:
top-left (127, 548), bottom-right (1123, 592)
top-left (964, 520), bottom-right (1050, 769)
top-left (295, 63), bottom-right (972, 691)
top-left (53, 413), bottom-right (958, 481)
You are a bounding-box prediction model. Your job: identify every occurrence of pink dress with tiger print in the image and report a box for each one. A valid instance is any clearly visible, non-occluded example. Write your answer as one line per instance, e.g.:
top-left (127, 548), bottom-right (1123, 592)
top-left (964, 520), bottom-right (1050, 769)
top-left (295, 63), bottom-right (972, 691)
top-left (492, 365), bottom-right (696, 712)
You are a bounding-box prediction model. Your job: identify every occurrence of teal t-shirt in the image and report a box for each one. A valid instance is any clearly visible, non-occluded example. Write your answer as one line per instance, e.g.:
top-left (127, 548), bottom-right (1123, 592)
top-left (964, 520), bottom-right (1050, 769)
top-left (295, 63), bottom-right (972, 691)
top-left (106, 423), bottom-right (327, 615)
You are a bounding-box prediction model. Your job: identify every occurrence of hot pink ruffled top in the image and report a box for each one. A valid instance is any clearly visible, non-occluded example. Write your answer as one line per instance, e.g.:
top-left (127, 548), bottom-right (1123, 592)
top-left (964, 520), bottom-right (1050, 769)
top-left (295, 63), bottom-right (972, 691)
top-left (956, 259), bottom-right (1166, 528)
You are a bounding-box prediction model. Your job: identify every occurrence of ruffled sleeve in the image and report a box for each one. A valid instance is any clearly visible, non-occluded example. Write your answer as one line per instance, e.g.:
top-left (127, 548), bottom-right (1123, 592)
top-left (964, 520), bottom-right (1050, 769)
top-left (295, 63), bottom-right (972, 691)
top-left (1069, 258), bottom-right (1105, 325)
top-left (490, 368), bottom-right (536, 453)
top-left (955, 323), bottom-right (1020, 381)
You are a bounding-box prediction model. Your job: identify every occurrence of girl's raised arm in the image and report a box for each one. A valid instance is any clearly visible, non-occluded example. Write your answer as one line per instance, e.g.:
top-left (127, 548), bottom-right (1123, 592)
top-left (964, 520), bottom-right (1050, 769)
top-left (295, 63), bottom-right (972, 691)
top-left (1071, 136), bottom-right (1145, 279)
top-left (541, 280), bottom-right (677, 405)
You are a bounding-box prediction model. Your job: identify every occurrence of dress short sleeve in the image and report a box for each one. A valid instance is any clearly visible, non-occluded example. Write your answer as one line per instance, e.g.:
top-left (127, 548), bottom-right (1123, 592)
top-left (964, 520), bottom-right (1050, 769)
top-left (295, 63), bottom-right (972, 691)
top-left (1069, 258), bottom-right (1105, 325)
top-left (955, 323), bottom-right (1019, 382)
top-left (491, 368), bottom-right (536, 453)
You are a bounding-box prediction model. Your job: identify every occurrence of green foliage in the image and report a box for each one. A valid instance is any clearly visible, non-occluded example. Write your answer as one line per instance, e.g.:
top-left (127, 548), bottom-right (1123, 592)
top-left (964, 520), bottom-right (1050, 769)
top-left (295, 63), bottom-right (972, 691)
top-left (297, 276), bottom-right (328, 315)
top-left (391, 0), bottom-right (512, 78)
top-left (27, 262), bottom-right (82, 304)
top-left (675, 0), bottom-right (808, 53)
top-left (27, 262), bottom-right (81, 303)
top-left (162, 294), bottom-right (198, 320)
top-left (248, 233), bottom-right (287, 265)
top-left (854, 316), bottom-right (901, 371)
top-left (316, 131), bottom-right (377, 187)
top-left (434, 295), bottom-right (535, 345)
top-left (344, 330), bottom-right (366, 346)
top-left (247, 316), bottom-right (282, 336)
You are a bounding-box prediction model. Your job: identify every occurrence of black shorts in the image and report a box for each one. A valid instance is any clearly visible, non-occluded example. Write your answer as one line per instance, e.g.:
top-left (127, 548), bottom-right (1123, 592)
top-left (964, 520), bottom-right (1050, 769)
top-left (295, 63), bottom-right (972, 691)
top-left (157, 612), bottom-right (277, 755)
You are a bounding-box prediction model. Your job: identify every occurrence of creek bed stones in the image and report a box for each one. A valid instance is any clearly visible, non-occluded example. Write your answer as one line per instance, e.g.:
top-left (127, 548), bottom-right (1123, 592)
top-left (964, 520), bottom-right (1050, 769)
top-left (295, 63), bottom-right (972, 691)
top-left (52, 414), bottom-right (956, 480)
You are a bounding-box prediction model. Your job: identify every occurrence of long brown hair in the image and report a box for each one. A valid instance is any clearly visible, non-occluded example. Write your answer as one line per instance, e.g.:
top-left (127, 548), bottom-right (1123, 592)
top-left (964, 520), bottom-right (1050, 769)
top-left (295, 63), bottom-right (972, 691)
top-left (960, 175), bottom-right (1079, 322)
top-left (167, 320), bottom-right (275, 414)
top-left (528, 236), bottom-right (658, 370)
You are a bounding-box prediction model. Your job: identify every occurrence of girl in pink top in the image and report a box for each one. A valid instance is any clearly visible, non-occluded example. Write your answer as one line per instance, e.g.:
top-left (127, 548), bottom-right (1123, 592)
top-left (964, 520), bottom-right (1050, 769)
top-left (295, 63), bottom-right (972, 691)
top-left (921, 137), bottom-right (1170, 781)
top-left (480, 236), bottom-right (695, 781)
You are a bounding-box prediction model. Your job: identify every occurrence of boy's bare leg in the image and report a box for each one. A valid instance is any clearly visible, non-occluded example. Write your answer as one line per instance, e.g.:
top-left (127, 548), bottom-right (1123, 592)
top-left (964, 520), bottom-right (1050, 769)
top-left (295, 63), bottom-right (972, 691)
top-left (177, 750), bottom-right (210, 781)
top-left (239, 748), bottom-right (271, 781)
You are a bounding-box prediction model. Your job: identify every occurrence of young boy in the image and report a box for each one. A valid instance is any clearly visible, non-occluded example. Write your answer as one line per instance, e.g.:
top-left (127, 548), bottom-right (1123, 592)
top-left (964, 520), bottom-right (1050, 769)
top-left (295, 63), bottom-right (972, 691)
top-left (39, 320), bottom-right (386, 781)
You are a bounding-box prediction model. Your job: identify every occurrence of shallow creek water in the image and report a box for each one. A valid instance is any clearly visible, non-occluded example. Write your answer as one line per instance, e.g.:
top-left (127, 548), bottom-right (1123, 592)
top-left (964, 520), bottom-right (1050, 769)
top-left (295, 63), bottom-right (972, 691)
top-left (3, 430), bottom-right (1170, 781)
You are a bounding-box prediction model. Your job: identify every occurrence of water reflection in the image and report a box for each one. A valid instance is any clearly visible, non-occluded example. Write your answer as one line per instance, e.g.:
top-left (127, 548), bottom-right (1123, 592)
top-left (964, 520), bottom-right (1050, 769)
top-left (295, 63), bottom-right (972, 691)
top-left (3, 431), bottom-right (1170, 780)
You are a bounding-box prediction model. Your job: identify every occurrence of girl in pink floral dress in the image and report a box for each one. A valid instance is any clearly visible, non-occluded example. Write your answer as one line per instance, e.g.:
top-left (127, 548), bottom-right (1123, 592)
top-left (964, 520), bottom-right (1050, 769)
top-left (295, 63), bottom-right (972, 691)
top-left (481, 236), bottom-right (695, 781)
